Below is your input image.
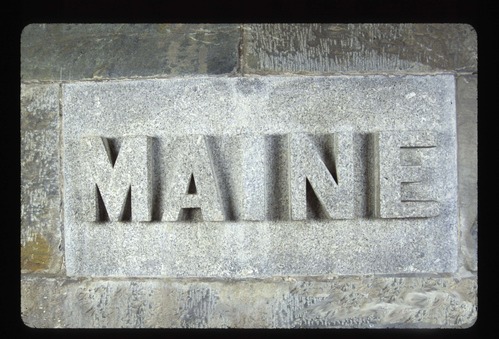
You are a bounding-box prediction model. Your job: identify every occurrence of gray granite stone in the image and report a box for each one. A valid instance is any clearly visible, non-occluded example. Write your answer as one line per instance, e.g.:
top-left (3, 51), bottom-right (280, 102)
top-left (21, 84), bottom-right (64, 274)
top-left (61, 75), bottom-right (458, 277)
top-left (243, 24), bottom-right (477, 74)
top-left (373, 131), bottom-right (443, 218)
top-left (20, 24), bottom-right (477, 329)
top-left (21, 276), bottom-right (477, 328)
top-left (240, 134), bottom-right (266, 220)
top-left (21, 24), bottom-right (241, 81)
top-left (456, 75), bottom-right (478, 274)
top-left (162, 135), bottom-right (226, 221)
top-left (80, 136), bottom-right (153, 221)
top-left (289, 132), bottom-right (354, 220)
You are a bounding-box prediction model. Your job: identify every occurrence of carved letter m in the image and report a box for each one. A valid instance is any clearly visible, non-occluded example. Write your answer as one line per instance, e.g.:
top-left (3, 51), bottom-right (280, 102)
top-left (80, 136), bottom-right (152, 222)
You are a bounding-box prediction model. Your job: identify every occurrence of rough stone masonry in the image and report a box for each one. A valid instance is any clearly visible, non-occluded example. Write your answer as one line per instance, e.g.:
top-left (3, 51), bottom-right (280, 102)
top-left (21, 24), bottom-right (477, 328)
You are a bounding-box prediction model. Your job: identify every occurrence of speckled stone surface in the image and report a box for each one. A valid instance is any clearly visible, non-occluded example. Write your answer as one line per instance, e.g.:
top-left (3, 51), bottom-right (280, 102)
top-left (80, 136), bottom-right (153, 221)
top-left (373, 131), bottom-right (442, 218)
top-left (21, 24), bottom-right (241, 81)
top-left (21, 275), bottom-right (477, 328)
top-left (21, 84), bottom-right (65, 275)
top-left (61, 75), bottom-right (458, 278)
top-left (21, 24), bottom-right (477, 328)
top-left (242, 24), bottom-right (477, 74)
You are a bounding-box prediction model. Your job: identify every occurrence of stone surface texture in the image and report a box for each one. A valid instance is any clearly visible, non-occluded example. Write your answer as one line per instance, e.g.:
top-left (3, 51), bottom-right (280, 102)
top-left (21, 84), bottom-right (64, 275)
top-left (456, 75), bottom-right (478, 275)
top-left (21, 24), bottom-right (241, 81)
top-left (21, 276), bottom-right (476, 328)
top-left (21, 24), bottom-right (477, 328)
top-left (61, 75), bottom-right (458, 277)
top-left (243, 24), bottom-right (477, 74)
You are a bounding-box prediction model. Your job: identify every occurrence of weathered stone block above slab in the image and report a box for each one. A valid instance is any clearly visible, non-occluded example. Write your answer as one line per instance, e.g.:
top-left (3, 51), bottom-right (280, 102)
top-left (21, 24), bottom-right (241, 81)
top-left (62, 75), bottom-right (458, 277)
top-left (243, 24), bottom-right (477, 74)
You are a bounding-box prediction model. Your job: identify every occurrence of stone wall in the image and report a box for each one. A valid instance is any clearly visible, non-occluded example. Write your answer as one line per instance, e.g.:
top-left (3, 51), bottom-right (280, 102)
top-left (21, 24), bottom-right (477, 328)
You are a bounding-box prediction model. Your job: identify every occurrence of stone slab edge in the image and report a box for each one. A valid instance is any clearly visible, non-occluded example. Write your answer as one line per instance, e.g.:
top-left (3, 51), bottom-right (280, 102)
top-left (21, 24), bottom-right (477, 82)
top-left (21, 276), bottom-right (476, 328)
top-left (20, 24), bottom-right (478, 328)
top-left (21, 24), bottom-right (242, 82)
top-left (242, 24), bottom-right (477, 75)
top-left (21, 83), bottom-right (65, 275)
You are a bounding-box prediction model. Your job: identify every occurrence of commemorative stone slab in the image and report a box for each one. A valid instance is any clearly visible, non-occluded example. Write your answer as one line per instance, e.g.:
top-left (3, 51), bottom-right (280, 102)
top-left (62, 75), bottom-right (458, 277)
top-left (21, 24), bottom-right (477, 328)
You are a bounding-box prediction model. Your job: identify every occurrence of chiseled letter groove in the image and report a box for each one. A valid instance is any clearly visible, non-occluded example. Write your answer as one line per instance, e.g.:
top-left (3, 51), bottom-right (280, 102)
top-left (289, 132), bottom-right (354, 220)
top-left (374, 131), bottom-right (440, 218)
top-left (240, 134), bottom-right (266, 221)
top-left (81, 136), bottom-right (152, 222)
top-left (162, 135), bottom-right (225, 221)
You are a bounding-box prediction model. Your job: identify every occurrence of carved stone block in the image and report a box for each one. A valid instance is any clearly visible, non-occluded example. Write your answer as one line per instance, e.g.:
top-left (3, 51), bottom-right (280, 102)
top-left (61, 75), bottom-right (459, 277)
top-left (21, 24), bottom-right (477, 329)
